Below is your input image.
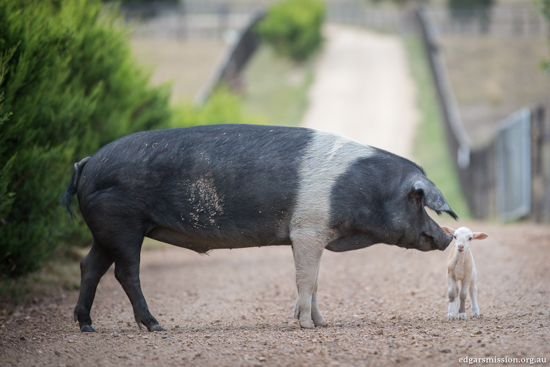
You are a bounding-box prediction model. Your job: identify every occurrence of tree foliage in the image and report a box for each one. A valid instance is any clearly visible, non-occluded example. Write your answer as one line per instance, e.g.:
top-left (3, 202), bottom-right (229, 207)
top-left (0, 0), bottom-right (171, 277)
top-left (541, 0), bottom-right (550, 72)
top-left (256, 0), bottom-right (325, 61)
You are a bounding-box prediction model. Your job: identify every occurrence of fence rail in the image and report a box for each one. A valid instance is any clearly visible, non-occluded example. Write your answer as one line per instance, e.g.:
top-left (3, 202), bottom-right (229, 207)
top-left (415, 6), bottom-right (549, 222)
top-left (194, 13), bottom-right (264, 105)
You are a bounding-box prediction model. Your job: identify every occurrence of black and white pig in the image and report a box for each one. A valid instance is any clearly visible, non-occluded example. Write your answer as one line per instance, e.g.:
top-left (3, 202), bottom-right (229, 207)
top-left (62, 124), bottom-right (457, 332)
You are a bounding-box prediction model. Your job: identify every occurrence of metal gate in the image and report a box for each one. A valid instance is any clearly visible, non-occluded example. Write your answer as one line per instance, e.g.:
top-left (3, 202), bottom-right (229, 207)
top-left (495, 108), bottom-right (531, 222)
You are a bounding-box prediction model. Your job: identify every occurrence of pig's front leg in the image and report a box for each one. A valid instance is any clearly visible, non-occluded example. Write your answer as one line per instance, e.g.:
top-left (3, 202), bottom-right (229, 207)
top-left (311, 265), bottom-right (327, 326)
top-left (291, 229), bottom-right (325, 329)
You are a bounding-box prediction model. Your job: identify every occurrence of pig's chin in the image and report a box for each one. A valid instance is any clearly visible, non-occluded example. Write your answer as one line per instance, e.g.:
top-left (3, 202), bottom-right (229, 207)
top-left (416, 232), bottom-right (439, 252)
top-left (396, 234), bottom-right (434, 252)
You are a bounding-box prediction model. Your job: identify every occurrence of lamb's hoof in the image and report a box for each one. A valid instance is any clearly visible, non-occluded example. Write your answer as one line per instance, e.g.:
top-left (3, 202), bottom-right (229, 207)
top-left (471, 313), bottom-right (480, 318)
top-left (447, 314), bottom-right (456, 320)
top-left (148, 324), bottom-right (165, 332)
top-left (299, 319), bottom-right (315, 329)
top-left (458, 313), bottom-right (467, 320)
top-left (80, 325), bottom-right (95, 332)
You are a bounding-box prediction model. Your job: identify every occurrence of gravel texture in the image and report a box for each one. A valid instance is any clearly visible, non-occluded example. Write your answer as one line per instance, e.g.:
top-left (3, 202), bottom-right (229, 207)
top-left (1, 221), bottom-right (549, 366)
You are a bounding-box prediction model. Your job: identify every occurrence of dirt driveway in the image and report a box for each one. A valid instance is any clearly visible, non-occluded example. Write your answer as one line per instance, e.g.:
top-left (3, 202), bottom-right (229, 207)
top-left (1, 26), bottom-right (549, 367)
top-left (301, 25), bottom-right (418, 160)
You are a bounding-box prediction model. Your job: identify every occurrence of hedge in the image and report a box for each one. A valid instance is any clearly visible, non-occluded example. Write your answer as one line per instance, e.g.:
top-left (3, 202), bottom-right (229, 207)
top-left (256, 0), bottom-right (325, 61)
top-left (0, 0), bottom-right (172, 277)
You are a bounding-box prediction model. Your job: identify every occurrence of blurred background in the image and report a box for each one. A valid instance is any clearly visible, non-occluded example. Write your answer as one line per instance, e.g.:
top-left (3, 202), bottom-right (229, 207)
top-left (122, 0), bottom-right (550, 222)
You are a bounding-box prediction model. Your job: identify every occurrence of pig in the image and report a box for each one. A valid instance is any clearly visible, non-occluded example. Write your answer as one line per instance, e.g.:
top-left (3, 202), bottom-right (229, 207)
top-left (61, 124), bottom-right (457, 332)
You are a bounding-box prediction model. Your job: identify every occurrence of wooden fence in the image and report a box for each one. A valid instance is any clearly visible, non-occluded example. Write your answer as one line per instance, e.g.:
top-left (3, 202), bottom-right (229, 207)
top-left (415, 6), bottom-right (550, 222)
top-left (194, 13), bottom-right (264, 105)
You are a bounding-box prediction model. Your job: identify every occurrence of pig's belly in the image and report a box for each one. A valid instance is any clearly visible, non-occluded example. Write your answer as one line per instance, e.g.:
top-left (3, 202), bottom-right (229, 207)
top-left (146, 226), bottom-right (292, 253)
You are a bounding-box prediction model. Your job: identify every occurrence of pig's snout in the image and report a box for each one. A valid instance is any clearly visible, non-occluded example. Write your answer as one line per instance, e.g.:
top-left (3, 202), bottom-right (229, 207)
top-left (439, 233), bottom-right (453, 251)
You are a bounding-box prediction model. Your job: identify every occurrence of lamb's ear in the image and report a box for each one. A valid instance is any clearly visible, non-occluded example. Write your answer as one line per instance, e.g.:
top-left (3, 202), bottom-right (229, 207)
top-left (441, 226), bottom-right (455, 235)
top-left (473, 232), bottom-right (488, 240)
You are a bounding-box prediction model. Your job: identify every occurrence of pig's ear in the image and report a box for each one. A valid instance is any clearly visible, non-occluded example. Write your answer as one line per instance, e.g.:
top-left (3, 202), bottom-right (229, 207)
top-left (412, 180), bottom-right (459, 220)
top-left (473, 232), bottom-right (488, 240)
top-left (441, 226), bottom-right (455, 234)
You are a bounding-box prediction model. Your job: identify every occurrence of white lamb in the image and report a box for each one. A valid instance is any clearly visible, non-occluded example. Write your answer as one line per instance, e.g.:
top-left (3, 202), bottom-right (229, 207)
top-left (442, 226), bottom-right (488, 319)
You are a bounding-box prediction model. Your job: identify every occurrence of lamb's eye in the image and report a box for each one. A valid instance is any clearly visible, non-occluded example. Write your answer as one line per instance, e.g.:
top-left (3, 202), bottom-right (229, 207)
top-left (468, 237), bottom-right (472, 241)
top-left (453, 235), bottom-right (456, 239)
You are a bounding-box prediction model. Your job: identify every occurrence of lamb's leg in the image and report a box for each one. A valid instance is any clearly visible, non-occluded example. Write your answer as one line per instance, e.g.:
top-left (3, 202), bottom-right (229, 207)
top-left (458, 279), bottom-right (470, 319)
top-left (447, 277), bottom-right (458, 319)
top-left (469, 278), bottom-right (480, 317)
top-left (291, 229), bottom-right (325, 329)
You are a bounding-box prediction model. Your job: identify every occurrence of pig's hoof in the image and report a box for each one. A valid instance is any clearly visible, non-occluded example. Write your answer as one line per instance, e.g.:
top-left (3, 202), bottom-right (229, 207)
top-left (299, 319), bottom-right (315, 329)
top-left (80, 325), bottom-right (95, 332)
top-left (312, 315), bottom-right (327, 327)
top-left (148, 324), bottom-right (165, 332)
top-left (314, 319), bottom-right (327, 327)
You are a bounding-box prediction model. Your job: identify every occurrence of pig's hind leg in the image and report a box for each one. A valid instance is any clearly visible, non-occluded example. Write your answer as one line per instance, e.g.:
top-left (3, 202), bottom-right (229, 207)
top-left (110, 230), bottom-right (165, 332)
top-left (83, 213), bottom-right (164, 332)
top-left (74, 242), bottom-right (113, 332)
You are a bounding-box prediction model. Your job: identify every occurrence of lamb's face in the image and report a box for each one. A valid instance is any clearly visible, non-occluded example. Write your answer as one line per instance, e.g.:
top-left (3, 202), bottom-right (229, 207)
top-left (442, 226), bottom-right (489, 253)
top-left (452, 227), bottom-right (474, 253)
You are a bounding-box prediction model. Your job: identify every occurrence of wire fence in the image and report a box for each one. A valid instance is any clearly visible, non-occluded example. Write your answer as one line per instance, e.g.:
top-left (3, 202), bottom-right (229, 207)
top-left (123, 0), bottom-right (414, 38)
top-left (429, 5), bottom-right (548, 37)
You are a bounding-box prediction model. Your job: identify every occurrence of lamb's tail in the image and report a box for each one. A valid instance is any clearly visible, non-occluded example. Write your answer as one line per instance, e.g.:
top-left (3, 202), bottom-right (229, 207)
top-left (60, 157), bottom-right (90, 219)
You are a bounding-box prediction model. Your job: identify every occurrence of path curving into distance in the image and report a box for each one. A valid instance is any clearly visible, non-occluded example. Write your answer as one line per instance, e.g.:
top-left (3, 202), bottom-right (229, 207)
top-left (301, 25), bottom-right (419, 160)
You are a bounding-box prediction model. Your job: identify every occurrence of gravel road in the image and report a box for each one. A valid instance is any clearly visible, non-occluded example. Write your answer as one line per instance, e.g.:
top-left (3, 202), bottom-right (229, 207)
top-left (1, 26), bottom-right (549, 367)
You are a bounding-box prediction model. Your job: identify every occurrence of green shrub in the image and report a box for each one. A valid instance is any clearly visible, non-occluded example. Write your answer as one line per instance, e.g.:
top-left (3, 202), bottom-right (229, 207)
top-left (542, 0), bottom-right (550, 72)
top-left (256, 0), bottom-right (325, 61)
top-left (169, 88), bottom-right (265, 128)
top-left (0, 0), bottom-right (171, 277)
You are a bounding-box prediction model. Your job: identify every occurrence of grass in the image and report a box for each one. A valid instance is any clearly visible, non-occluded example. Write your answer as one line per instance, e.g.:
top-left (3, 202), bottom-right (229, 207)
top-left (0, 247), bottom-right (85, 306)
top-left (241, 44), bottom-right (318, 127)
top-left (131, 38), bottom-right (226, 104)
top-left (404, 36), bottom-right (471, 219)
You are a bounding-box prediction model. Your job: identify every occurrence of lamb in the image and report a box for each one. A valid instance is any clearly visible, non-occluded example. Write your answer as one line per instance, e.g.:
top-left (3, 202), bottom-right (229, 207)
top-left (442, 226), bottom-right (488, 319)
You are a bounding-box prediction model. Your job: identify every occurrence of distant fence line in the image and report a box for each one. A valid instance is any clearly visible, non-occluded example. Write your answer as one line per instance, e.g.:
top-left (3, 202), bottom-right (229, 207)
top-left (430, 5), bottom-right (548, 37)
top-left (123, 1), bottom-right (547, 39)
top-left (122, 0), bottom-right (412, 38)
top-left (415, 6), bottom-right (550, 222)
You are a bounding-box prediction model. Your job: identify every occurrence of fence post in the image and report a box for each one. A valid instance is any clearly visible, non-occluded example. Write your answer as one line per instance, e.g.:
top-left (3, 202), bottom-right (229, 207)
top-left (531, 106), bottom-right (547, 222)
top-left (194, 12), bottom-right (264, 106)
